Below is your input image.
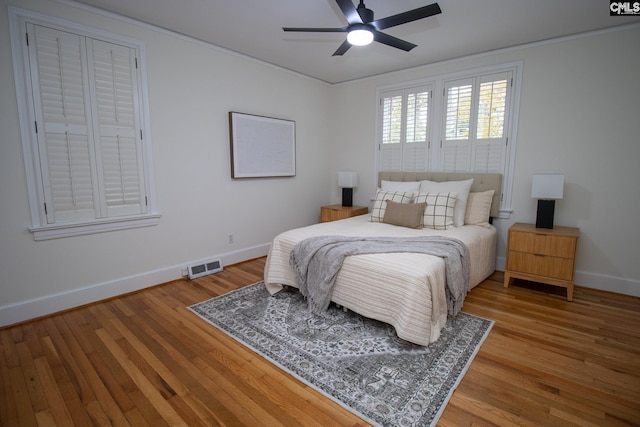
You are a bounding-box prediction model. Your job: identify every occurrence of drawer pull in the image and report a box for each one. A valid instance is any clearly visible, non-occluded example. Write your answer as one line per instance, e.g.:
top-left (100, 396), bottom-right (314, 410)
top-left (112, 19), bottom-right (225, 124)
top-left (534, 253), bottom-right (545, 257)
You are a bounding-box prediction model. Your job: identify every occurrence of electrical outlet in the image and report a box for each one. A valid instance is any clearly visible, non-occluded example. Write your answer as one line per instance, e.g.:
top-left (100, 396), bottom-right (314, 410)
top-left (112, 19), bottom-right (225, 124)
top-left (228, 233), bottom-right (234, 244)
top-left (181, 267), bottom-right (188, 277)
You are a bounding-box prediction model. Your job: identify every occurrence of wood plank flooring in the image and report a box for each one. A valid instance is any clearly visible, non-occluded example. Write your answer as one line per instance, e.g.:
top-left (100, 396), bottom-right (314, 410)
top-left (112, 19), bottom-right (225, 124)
top-left (1, 257), bottom-right (639, 426)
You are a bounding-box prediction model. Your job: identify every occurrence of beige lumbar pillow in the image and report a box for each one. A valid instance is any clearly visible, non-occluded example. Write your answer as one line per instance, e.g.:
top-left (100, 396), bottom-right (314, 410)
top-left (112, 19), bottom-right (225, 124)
top-left (382, 200), bottom-right (427, 229)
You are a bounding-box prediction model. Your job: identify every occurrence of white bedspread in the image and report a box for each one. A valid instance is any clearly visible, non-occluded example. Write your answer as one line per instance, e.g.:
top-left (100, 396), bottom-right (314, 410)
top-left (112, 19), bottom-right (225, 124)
top-left (264, 214), bottom-right (497, 346)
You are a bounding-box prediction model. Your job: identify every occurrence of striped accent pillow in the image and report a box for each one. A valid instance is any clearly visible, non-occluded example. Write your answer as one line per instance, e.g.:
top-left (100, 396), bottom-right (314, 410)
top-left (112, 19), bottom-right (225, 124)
top-left (413, 192), bottom-right (458, 230)
top-left (370, 190), bottom-right (414, 223)
top-left (464, 190), bottom-right (495, 228)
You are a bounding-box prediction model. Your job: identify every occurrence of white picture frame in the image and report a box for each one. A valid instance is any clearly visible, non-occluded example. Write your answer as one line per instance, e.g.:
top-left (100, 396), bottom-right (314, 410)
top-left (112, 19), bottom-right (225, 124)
top-left (229, 112), bottom-right (296, 178)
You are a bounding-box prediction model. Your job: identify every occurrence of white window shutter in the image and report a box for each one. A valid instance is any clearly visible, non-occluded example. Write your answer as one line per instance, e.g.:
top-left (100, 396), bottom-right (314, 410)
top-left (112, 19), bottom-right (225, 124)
top-left (442, 73), bottom-right (511, 174)
top-left (444, 82), bottom-right (473, 141)
top-left (404, 89), bottom-right (430, 171)
top-left (88, 39), bottom-right (146, 217)
top-left (473, 72), bottom-right (511, 173)
top-left (472, 142), bottom-right (503, 172)
top-left (379, 146), bottom-right (403, 171)
top-left (378, 86), bottom-right (431, 172)
top-left (379, 92), bottom-right (403, 171)
top-left (442, 143), bottom-right (471, 172)
top-left (406, 91), bottom-right (429, 144)
top-left (442, 78), bottom-right (473, 172)
top-left (27, 24), bottom-right (98, 223)
top-left (403, 144), bottom-right (428, 171)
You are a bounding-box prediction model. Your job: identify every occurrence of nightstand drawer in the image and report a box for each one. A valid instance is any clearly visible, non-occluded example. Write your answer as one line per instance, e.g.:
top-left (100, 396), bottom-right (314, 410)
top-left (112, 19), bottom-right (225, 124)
top-left (509, 231), bottom-right (577, 258)
top-left (507, 251), bottom-right (575, 281)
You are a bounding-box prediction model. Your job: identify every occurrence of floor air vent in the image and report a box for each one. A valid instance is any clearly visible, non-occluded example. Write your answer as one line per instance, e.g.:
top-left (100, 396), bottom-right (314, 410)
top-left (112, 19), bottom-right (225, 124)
top-left (188, 258), bottom-right (223, 279)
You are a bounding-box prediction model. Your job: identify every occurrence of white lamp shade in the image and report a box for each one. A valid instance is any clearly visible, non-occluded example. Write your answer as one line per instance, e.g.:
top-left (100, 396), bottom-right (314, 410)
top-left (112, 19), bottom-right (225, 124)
top-left (531, 174), bottom-right (564, 199)
top-left (338, 171), bottom-right (358, 188)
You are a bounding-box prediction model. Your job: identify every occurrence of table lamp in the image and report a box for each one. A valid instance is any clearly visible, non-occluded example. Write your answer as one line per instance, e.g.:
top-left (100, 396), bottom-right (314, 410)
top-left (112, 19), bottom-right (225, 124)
top-left (531, 174), bottom-right (564, 229)
top-left (338, 171), bottom-right (358, 207)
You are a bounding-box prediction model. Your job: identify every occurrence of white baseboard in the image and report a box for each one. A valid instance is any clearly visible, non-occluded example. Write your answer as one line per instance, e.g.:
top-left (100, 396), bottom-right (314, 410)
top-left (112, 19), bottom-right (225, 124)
top-left (3, 244), bottom-right (636, 328)
top-left (0, 243), bottom-right (270, 327)
top-left (496, 255), bottom-right (639, 297)
top-left (574, 271), bottom-right (640, 297)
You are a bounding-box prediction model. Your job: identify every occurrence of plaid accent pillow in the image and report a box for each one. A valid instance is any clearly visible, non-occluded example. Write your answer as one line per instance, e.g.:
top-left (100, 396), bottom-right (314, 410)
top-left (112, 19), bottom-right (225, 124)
top-left (370, 190), bottom-right (414, 222)
top-left (413, 192), bottom-right (458, 230)
top-left (419, 179), bottom-right (473, 227)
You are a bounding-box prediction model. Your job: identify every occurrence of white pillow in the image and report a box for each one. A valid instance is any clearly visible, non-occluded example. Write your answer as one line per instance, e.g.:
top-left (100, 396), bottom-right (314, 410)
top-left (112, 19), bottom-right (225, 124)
top-left (464, 190), bottom-right (495, 228)
top-left (380, 180), bottom-right (420, 192)
top-left (413, 192), bottom-right (457, 230)
top-left (418, 179), bottom-right (474, 227)
top-left (370, 190), bottom-right (414, 223)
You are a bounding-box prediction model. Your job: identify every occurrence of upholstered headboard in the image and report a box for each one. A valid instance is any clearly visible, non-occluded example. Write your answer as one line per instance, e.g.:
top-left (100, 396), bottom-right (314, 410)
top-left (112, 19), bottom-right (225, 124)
top-left (378, 172), bottom-right (502, 218)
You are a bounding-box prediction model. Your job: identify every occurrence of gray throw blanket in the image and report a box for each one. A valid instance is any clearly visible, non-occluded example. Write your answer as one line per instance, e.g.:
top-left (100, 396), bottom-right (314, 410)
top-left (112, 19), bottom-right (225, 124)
top-left (290, 235), bottom-right (470, 317)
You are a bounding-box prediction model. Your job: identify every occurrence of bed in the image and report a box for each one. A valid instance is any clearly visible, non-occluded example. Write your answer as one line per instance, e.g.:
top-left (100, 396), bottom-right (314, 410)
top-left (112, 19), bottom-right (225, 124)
top-left (264, 172), bottom-right (502, 346)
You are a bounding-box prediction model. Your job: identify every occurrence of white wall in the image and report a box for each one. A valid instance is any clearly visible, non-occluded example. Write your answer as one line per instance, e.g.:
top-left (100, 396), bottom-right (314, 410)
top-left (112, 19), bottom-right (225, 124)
top-left (0, 0), bottom-right (334, 325)
top-left (328, 25), bottom-right (640, 296)
top-left (1, 0), bottom-right (638, 326)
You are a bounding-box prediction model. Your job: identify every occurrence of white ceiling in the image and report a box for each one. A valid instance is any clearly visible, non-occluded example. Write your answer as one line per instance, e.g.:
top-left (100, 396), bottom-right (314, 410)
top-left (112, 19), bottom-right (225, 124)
top-left (71, 0), bottom-right (639, 84)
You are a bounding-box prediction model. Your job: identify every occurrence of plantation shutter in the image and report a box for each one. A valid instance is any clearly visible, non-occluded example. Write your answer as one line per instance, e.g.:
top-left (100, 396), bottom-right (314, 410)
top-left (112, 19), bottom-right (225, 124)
top-left (379, 85), bottom-right (431, 172)
top-left (379, 91), bottom-right (403, 171)
top-left (442, 78), bottom-right (473, 172)
top-left (404, 89), bottom-right (430, 171)
top-left (442, 72), bottom-right (511, 173)
top-left (25, 24), bottom-right (147, 225)
top-left (473, 71), bottom-right (511, 173)
top-left (27, 24), bottom-right (98, 224)
top-left (88, 39), bottom-right (146, 217)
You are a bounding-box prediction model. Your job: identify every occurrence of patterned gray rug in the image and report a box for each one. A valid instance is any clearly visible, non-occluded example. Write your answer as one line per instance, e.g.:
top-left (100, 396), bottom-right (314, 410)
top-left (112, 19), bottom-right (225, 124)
top-left (189, 282), bottom-right (493, 427)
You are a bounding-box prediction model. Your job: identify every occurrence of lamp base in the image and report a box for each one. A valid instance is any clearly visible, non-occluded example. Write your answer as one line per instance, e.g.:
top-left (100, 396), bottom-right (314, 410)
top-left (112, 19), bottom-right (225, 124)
top-left (536, 199), bottom-right (555, 229)
top-left (341, 188), bottom-right (353, 207)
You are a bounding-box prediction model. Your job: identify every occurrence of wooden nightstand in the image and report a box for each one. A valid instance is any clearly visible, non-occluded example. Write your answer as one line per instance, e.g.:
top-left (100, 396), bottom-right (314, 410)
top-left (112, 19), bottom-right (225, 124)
top-left (320, 205), bottom-right (368, 222)
top-left (504, 222), bottom-right (580, 301)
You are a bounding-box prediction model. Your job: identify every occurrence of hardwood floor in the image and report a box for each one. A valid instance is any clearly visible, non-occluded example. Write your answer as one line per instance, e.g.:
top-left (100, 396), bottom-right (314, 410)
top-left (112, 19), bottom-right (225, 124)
top-left (1, 257), bottom-right (639, 426)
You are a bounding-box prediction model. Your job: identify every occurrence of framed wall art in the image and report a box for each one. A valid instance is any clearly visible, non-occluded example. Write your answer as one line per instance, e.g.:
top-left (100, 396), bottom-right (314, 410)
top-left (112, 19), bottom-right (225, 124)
top-left (229, 112), bottom-right (296, 178)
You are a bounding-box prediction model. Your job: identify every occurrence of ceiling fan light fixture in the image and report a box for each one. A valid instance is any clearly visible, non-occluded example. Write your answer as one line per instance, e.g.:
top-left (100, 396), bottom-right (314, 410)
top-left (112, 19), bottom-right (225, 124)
top-left (347, 28), bottom-right (374, 46)
top-left (283, 1), bottom-right (442, 56)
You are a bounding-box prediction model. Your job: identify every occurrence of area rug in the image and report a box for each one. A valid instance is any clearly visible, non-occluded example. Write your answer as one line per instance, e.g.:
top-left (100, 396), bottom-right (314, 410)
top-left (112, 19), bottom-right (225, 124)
top-left (189, 282), bottom-right (493, 427)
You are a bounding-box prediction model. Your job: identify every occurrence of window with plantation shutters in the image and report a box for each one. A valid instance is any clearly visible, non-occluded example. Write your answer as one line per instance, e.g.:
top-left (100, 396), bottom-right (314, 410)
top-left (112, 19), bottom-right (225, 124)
top-left (376, 64), bottom-right (521, 217)
top-left (11, 9), bottom-right (158, 240)
top-left (378, 85), bottom-right (432, 171)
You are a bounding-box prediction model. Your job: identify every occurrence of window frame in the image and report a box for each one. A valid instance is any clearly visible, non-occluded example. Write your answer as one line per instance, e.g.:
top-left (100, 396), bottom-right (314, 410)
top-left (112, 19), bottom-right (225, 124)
top-left (9, 7), bottom-right (159, 241)
top-left (375, 62), bottom-right (522, 219)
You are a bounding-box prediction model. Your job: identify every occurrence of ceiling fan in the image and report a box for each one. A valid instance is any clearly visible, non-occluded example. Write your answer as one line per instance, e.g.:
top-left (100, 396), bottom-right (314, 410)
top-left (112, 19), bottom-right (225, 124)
top-left (283, 0), bottom-right (442, 56)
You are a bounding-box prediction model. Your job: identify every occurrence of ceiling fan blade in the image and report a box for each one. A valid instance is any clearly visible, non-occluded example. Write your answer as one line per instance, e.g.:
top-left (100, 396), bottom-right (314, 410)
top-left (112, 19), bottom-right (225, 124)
top-left (332, 39), bottom-right (352, 56)
top-left (372, 3), bottom-right (441, 30)
top-left (283, 27), bottom-right (347, 32)
top-left (336, 0), bottom-right (363, 25)
top-left (373, 31), bottom-right (417, 52)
